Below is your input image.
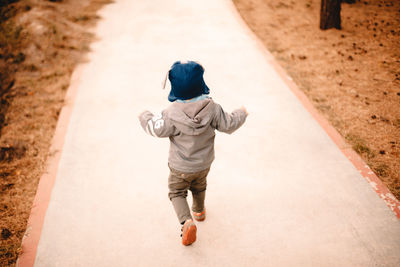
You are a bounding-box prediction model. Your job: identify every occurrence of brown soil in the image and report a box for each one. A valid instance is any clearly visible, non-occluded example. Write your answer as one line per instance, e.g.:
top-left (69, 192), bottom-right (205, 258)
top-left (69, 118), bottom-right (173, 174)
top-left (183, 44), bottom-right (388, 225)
top-left (0, 0), bottom-right (110, 265)
top-left (233, 0), bottom-right (400, 199)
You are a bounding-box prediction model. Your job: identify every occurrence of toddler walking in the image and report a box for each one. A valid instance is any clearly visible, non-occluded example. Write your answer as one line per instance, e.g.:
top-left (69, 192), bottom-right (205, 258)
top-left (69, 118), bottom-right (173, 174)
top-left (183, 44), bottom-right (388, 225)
top-left (139, 60), bottom-right (247, 246)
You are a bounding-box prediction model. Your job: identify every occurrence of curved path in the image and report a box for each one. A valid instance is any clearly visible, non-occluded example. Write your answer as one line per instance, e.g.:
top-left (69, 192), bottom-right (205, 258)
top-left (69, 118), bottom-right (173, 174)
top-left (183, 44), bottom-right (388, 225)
top-left (19, 0), bottom-right (400, 266)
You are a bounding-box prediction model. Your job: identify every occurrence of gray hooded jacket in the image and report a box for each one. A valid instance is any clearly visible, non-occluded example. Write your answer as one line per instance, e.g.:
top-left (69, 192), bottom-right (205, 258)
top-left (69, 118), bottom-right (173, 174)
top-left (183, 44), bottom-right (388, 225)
top-left (139, 98), bottom-right (247, 172)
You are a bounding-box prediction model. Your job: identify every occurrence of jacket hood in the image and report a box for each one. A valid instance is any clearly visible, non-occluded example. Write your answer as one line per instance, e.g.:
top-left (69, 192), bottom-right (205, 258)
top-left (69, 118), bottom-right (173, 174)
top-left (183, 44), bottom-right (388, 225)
top-left (169, 98), bottom-right (214, 135)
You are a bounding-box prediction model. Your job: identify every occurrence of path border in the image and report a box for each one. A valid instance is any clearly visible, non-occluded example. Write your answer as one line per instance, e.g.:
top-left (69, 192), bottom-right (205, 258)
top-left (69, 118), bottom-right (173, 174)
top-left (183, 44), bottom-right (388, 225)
top-left (16, 65), bottom-right (84, 267)
top-left (227, 0), bottom-right (400, 219)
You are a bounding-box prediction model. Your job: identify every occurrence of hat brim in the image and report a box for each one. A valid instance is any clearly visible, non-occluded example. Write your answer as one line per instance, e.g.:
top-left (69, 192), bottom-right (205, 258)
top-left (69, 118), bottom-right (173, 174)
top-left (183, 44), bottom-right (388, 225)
top-left (168, 80), bottom-right (210, 102)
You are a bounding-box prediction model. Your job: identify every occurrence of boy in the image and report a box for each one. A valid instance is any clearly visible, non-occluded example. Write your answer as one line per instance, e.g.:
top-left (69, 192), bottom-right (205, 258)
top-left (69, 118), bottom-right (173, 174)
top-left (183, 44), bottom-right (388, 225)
top-left (139, 60), bottom-right (247, 246)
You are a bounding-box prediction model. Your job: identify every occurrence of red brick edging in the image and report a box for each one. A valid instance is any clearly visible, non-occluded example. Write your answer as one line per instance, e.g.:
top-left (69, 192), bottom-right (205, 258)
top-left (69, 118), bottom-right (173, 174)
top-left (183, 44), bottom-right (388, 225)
top-left (272, 60), bottom-right (400, 219)
top-left (16, 66), bottom-right (84, 267)
top-left (228, 1), bottom-right (400, 219)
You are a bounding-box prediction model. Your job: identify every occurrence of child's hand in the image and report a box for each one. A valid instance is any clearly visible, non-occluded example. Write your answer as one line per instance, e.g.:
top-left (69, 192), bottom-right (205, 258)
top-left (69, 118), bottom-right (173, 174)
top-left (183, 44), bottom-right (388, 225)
top-left (240, 106), bottom-right (248, 116)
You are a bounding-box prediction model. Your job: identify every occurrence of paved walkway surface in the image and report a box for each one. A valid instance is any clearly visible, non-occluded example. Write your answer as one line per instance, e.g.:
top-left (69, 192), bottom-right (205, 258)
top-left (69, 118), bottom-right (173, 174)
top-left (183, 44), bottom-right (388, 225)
top-left (20, 0), bottom-right (400, 266)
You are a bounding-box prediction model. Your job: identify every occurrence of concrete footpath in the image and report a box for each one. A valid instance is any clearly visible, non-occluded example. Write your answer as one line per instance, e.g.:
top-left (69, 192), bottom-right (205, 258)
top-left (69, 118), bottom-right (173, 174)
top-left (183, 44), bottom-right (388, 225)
top-left (18, 0), bottom-right (400, 266)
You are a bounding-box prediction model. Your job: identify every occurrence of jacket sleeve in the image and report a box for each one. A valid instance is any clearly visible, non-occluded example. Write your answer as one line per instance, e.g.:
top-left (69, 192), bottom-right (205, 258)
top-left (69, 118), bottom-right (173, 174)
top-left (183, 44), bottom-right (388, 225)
top-left (138, 110), bottom-right (179, 138)
top-left (211, 104), bottom-right (247, 134)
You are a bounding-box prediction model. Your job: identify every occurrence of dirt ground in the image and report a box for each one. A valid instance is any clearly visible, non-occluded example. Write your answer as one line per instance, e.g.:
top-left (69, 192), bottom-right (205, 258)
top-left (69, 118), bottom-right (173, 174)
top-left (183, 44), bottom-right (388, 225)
top-left (0, 0), bottom-right (111, 265)
top-left (233, 0), bottom-right (400, 199)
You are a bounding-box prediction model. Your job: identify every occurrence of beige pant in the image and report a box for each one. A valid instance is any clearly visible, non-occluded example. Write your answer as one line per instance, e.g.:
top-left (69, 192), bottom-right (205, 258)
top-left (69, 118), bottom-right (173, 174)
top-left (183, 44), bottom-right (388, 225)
top-left (168, 166), bottom-right (210, 224)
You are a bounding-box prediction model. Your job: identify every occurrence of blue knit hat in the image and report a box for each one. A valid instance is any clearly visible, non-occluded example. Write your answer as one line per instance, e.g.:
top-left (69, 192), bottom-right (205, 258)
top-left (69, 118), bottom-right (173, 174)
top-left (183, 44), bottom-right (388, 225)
top-left (165, 61), bottom-right (210, 102)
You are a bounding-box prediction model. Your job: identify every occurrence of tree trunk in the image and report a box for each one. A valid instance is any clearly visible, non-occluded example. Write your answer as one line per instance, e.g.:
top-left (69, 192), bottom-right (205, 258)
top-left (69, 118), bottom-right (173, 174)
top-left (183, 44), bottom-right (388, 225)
top-left (342, 0), bottom-right (355, 3)
top-left (320, 0), bottom-right (341, 30)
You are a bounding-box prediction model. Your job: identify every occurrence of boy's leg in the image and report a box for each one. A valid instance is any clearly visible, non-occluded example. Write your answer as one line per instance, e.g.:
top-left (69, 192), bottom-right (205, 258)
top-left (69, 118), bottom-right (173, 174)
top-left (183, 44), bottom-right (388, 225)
top-left (168, 167), bottom-right (192, 224)
top-left (190, 168), bottom-right (210, 213)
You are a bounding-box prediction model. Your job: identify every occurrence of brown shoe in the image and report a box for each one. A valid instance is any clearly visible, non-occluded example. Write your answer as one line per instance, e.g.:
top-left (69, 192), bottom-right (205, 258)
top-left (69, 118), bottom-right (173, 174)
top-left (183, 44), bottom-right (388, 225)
top-left (181, 219), bottom-right (197, 246)
top-left (193, 209), bottom-right (206, 221)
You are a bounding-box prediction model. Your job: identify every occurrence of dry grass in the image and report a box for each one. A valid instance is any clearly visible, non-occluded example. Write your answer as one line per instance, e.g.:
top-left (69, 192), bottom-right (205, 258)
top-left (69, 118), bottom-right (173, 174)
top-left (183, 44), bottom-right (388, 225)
top-left (0, 0), bottom-right (111, 265)
top-left (233, 0), bottom-right (400, 199)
